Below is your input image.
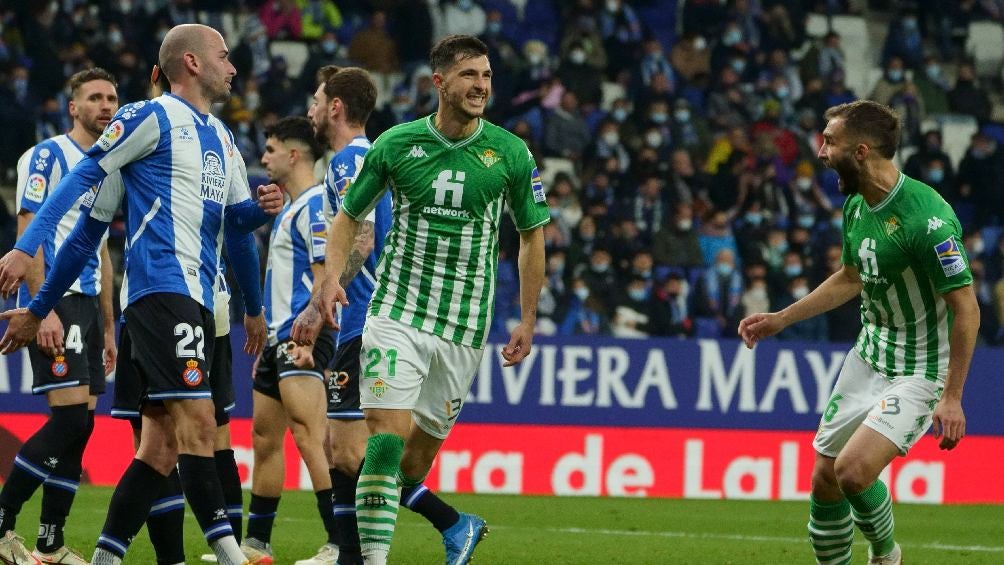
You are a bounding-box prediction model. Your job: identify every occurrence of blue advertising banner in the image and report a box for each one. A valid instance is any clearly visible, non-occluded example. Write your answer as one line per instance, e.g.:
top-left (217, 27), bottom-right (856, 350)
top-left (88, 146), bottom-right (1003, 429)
top-left (1, 331), bottom-right (1002, 434)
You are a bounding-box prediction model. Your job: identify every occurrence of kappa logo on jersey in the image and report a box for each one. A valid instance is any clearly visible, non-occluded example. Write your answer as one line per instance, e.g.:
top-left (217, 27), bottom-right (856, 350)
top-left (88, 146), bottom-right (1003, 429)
top-left (408, 145), bottom-right (428, 158)
top-left (927, 216), bottom-right (945, 234)
top-left (479, 148), bottom-right (500, 168)
top-left (25, 173), bottom-right (46, 203)
top-left (80, 184), bottom-right (99, 209)
top-left (178, 127), bottom-right (194, 142)
top-left (182, 359), bottom-right (204, 387)
top-left (934, 236), bottom-right (966, 277)
top-left (200, 150), bottom-right (226, 203)
top-left (51, 355), bottom-right (68, 378)
top-left (97, 120), bottom-right (125, 151)
top-left (530, 167), bottom-right (546, 203)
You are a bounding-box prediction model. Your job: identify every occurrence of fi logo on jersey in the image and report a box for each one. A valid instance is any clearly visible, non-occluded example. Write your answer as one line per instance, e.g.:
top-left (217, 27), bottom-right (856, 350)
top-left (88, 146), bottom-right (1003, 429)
top-left (934, 236), bottom-right (966, 277)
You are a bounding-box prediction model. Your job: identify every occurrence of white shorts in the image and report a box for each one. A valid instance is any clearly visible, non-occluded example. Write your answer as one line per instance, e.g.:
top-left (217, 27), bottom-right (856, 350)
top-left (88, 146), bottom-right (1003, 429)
top-left (813, 351), bottom-right (943, 457)
top-left (359, 316), bottom-right (485, 439)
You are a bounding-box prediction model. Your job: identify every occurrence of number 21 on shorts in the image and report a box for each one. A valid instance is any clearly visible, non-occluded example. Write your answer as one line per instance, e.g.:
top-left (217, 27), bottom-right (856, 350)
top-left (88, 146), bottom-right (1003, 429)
top-left (364, 347), bottom-right (398, 378)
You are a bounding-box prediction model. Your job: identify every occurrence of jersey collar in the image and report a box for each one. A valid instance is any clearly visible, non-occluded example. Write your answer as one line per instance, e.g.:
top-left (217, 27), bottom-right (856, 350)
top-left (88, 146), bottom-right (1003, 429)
top-left (425, 113), bottom-right (484, 150)
top-left (866, 171), bottom-right (905, 213)
top-left (165, 92), bottom-right (210, 125)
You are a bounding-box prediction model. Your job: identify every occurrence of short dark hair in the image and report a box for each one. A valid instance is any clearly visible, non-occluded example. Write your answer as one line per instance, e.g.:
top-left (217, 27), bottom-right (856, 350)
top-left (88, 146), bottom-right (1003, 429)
top-left (430, 35), bottom-right (488, 73)
top-left (316, 65), bottom-right (377, 127)
top-left (265, 116), bottom-right (323, 161)
top-left (68, 68), bottom-right (117, 98)
top-left (824, 100), bottom-right (901, 159)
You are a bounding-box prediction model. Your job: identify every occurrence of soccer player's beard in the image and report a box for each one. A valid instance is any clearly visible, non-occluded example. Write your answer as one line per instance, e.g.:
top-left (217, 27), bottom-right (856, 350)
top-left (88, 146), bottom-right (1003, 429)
top-left (447, 88), bottom-right (484, 122)
top-left (314, 118), bottom-right (330, 148)
top-left (833, 157), bottom-right (861, 195)
top-left (83, 118), bottom-right (106, 140)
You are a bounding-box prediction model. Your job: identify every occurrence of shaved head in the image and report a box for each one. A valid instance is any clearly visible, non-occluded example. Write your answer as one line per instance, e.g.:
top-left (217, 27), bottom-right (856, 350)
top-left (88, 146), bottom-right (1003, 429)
top-left (158, 24), bottom-right (216, 82)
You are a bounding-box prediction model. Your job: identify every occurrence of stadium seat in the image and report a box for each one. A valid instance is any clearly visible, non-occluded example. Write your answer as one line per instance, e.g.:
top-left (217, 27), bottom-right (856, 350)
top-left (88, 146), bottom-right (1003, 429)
top-left (806, 13), bottom-right (829, 38)
top-left (601, 81), bottom-right (626, 111)
top-left (966, 21), bottom-right (1004, 77)
top-left (541, 157), bottom-right (577, 188)
top-left (830, 15), bottom-right (872, 96)
top-left (936, 114), bottom-right (979, 167)
top-left (270, 40), bottom-right (310, 78)
top-left (896, 144), bottom-right (917, 169)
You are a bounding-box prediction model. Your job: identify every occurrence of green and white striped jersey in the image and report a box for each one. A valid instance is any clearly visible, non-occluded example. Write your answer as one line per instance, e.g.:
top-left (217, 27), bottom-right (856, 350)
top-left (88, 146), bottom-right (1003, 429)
top-left (341, 114), bottom-right (550, 349)
top-left (841, 172), bottom-right (973, 382)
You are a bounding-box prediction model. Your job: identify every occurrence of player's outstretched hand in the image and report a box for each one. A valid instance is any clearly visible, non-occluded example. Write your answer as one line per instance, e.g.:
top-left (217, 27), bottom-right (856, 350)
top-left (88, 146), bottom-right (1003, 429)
top-left (244, 312), bottom-right (267, 356)
top-left (0, 308), bottom-right (43, 355)
top-left (0, 249), bottom-right (31, 298)
top-left (103, 325), bottom-right (117, 375)
top-left (738, 312), bottom-right (784, 349)
top-left (502, 320), bottom-right (534, 367)
top-left (256, 183), bottom-right (284, 215)
top-left (37, 311), bottom-right (65, 357)
top-left (319, 280), bottom-right (348, 331)
top-left (291, 300), bottom-right (323, 346)
top-left (932, 397), bottom-right (965, 450)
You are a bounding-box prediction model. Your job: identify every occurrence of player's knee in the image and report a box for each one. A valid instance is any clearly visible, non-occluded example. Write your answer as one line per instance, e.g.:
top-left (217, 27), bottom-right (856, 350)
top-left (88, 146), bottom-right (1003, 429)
top-left (833, 457), bottom-right (870, 495)
top-left (174, 411), bottom-right (217, 451)
top-left (49, 403), bottom-right (91, 443)
top-left (332, 443), bottom-right (364, 474)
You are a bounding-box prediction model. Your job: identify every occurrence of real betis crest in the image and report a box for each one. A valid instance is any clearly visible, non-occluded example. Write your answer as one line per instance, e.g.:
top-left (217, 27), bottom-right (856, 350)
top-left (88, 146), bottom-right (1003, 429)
top-left (479, 149), bottom-right (501, 168)
top-left (885, 215), bottom-right (900, 235)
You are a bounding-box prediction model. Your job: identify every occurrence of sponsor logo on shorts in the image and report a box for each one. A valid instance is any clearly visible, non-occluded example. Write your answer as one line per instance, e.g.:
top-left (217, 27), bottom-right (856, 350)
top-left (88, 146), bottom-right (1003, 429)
top-left (934, 236), bottom-right (966, 277)
top-left (369, 379), bottom-right (386, 398)
top-left (182, 359), bottom-right (204, 387)
top-left (51, 355), bottom-right (69, 377)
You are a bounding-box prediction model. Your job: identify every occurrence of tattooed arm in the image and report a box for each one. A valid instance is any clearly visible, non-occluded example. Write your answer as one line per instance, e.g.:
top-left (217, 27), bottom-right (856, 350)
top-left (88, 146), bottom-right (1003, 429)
top-left (339, 220), bottom-right (375, 287)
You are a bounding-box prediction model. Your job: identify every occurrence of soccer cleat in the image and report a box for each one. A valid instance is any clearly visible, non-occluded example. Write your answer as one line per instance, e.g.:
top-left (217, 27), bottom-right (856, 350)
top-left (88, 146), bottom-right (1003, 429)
top-left (442, 513), bottom-right (488, 565)
top-left (0, 531), bottom-right (42, 565)
top-left (31, 546), bottom-right (88, 565)
top-left (868, 542), bottom-right (902, 565)
top-left (293, 543), bottom-right (339, 565)
top-left (239, 538), bottom-right (274, 565)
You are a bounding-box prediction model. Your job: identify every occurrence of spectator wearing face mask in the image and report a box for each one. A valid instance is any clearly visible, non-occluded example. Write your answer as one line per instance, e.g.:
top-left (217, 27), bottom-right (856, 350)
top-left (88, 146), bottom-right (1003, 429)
top-left (769, 250), bottom-right (806, 301)
top-left (558, 40), bottom-right (603, 107)
top-left (575, 247), bottom-right (621, 301)
top-left (914, 54), bottom-right (951, 114)
top-left (559, 279), bottom-right (610, 336)
top-left (869, 56), bottom-right (907, 106)
top-left (544, 90), bottom-right (592, 160)
top-left (734, 201), bottom-right (772, 265)
top-left (588, 119), bottom-right (631, 174)
top-left (668, 98), bottom-right (711, 158)
top-left (695, 248), bottom-right (744, 335)
top-left (652, 272), bottom-right (693, 337)
top-left (297, 29), bottom-right (350, 94)
top-left (949, 62), bottom-right (992, 122)
top-left (611, 278), bottom-right (661, 338)
top-left (740, 262), bottom-right (771, 317)
top-left (652, 202), bottom-right (706, 270)
top-left (881, 10), bottom-right (924, 69)
top-left (957, 131), bottom-right (1004, 227)
top-left (789, 160), bottom-right (832, 222)
top-left (776, 275), bottom-right (828, 341)
top-left (560, 14), bottom-right (608, 71)
top-left (598, 0), bottom-right (643, 80)
top-left (511, 39), bottom-right (552, 113)
top-left (904, 130), bottom-right (955, 191)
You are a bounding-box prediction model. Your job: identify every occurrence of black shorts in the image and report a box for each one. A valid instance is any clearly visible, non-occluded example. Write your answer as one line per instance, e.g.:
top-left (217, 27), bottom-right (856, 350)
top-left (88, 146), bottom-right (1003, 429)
top-left (122, 293), bottom-right (215, 404)
top-left (326, 336), bottom-right (363, 420)
top-left (113, 323), bottom-right (235, 426)
top-left (28, 294), bottom-right (106, 396)
top-left (254, 332), bottom-right (334, 401)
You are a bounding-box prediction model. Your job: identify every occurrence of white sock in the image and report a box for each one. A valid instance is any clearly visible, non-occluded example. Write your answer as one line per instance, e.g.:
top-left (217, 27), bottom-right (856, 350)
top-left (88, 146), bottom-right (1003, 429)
top-left (210, 535), bottom-right (246, 565)
top-left (363, 548), bottom-right (388, 565)
top-left (90, 548), bottom-right (122, 565)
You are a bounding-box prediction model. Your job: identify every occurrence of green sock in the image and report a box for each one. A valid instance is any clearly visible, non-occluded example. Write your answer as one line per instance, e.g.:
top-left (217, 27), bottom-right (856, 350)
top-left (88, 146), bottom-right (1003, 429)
top-left (846, 480), bottom-right (895, 557)
top-left (807, 496), bottom-right (853, 565)
top-left (356, 434), bottom-right (405, 560)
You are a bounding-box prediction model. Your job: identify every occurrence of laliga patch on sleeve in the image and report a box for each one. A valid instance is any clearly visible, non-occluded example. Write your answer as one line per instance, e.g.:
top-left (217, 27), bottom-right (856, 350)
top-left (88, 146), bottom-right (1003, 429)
top-left (311, 221), bottom-right (327, 256)
top-left (934, 236), bottom-right (966, 277)
top-left (24, 173), bottom-right (46, 203)
top-left (530, 167), bottom-right (545, 203)
top-left (96, 120), bottom-right (125, 151)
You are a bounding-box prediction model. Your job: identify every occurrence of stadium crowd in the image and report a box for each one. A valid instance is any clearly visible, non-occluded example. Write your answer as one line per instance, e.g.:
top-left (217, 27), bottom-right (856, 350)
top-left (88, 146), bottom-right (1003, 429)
top-left (1, 0), bottom-right (1003, 345)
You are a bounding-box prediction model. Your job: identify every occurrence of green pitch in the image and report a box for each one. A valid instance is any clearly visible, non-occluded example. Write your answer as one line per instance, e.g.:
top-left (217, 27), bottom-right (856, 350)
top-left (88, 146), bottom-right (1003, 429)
top-left (10, 486), bottom-right (1004, 564)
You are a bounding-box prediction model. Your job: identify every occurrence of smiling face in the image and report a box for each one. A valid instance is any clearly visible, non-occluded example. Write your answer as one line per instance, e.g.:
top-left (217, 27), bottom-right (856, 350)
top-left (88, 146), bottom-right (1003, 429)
top-left (434, 54), bottom-right (492, 122)
top-left (70, 79), bottom-right (119, 138)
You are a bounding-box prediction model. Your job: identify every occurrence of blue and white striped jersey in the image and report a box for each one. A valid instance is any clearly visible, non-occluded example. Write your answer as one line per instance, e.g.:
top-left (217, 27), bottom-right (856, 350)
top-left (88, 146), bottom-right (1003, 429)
top-left (323, 136), bottom-right (392, 346)
top-left (15, 135), bottom-right (111, 305)
top-left (264, 184), bottom-right (328, 344)
top-left (87, 93), bottom-right (253, 313)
